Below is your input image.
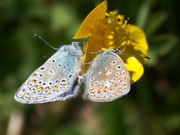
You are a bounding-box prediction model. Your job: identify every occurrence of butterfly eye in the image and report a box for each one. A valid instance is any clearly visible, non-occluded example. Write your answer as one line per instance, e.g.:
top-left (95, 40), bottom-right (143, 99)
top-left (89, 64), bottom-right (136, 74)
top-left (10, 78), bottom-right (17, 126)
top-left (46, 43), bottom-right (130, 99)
top-left (117, 65), bottom-right (122, 70)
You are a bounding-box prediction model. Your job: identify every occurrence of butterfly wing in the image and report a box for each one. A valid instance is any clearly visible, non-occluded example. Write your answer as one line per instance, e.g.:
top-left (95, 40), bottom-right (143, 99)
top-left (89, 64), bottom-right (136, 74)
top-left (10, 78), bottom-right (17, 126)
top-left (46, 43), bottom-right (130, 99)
top-left (15, 43), bottom-right (83, 104)
top-left (83, 51), bottom-right (130, 102)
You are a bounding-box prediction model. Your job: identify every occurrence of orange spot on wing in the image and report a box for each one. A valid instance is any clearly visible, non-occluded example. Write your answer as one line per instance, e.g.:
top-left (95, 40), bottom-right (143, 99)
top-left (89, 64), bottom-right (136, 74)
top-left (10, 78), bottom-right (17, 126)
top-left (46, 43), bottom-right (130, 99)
top-left (89, 88), bottom-right (94, 93)
top-left (109, 85), bottom-right (113, 90)
top-left (104, 86), bottom-right (107, 92)
top-left (118, 77), bottom-right (123, 81)
top-left (34, 85), bottom-right (38, 89)
top-left (114, 82), bottom-right (118, 86)
top-left (117, 88), bottom-right (122, 92)
top-left (38, 87), bottom-right (43, 91)
top-left (122, 71), bottom-right (126, 76)
top-left (45, 87), bottom-right (50, 91)
top-left (32, 80), bottom-right (36, 84)
top-left (32, 74), bottom-right (36, 77)
top-left (97, 88), bottom-right (102, 93)
top-left (61, 84), bottom-right (67, 87)
top-left (52, 86), bottom-right (58, 90)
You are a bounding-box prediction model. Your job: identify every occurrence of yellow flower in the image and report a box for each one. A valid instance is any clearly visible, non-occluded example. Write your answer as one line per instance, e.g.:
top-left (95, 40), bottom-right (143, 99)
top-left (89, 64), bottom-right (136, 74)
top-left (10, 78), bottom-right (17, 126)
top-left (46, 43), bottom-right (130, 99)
top-left (73, 0), bottom-right (148, 83)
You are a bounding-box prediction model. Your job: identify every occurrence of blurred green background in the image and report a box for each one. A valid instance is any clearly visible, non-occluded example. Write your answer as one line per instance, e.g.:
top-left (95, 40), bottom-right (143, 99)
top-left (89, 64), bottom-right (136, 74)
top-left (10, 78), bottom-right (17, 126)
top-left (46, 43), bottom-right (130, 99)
top-left (0, 0), bottom-right (180, 135)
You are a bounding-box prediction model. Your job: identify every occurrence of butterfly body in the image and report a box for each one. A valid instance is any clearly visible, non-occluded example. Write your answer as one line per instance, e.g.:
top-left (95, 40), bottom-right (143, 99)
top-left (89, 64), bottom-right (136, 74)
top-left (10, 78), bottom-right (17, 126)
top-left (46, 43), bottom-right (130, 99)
top-left (83, 50), bottom-right (130, 102)
top-left (15, 42), bottom-right (83, 104)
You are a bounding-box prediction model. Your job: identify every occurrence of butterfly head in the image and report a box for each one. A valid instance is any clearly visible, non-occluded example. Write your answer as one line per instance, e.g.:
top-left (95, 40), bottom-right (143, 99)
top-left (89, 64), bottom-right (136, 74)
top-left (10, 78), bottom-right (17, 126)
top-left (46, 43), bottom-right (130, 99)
top-left (58, 42), bottom-right (83, 56)
top-left (70, 42), bottom-right (83, 56)
top-left (112, 48), bottom-right (121, 55)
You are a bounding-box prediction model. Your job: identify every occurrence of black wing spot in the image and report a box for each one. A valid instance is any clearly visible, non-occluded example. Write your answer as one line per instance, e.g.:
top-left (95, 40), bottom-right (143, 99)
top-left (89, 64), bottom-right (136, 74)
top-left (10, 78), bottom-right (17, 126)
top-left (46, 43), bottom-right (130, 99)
top-left (40, 67), bottom-right (45, 70)
top-left (61, 79), bottom-right (66, 82)
top-left (69, 74), bottom-right (72, 78)
top-left (52, 59), bottom-right (55, 63)
top-left (117, 65), bottom-right (122, 70)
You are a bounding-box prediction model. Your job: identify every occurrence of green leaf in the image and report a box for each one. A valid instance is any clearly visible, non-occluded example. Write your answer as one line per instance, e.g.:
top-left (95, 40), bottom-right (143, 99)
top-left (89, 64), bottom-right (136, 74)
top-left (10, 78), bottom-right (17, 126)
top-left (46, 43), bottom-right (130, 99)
top-left (146, 34), bottom-right (178, 66)
top-left (145, 12), bottom-right (167, 37)
top-left (136, 0), bottom-right (154, 29)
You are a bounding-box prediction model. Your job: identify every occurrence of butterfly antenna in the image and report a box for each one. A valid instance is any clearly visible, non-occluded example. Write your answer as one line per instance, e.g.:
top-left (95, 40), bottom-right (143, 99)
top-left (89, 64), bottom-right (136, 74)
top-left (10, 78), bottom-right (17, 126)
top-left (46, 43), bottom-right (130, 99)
top-left (119, 53), bottom-right (151, 59)
top-left (34, 34), bottom-right (59, 51)
top-left (83, 60), bottom-right (94, 65)
top-left (85, 50), bottom-right (104, 54)
top-left (116, 19), bottom-right (150, 60)
top-left (117, 17), bottom-right (129, 50)
top-left (79, 39), bottom-right (88, 46)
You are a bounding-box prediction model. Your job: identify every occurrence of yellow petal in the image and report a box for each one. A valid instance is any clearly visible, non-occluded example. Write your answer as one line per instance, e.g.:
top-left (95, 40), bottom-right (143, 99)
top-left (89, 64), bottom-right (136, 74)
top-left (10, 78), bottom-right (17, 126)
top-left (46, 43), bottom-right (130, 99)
top-left (83, 40), bottom-right (103, 73)
top-left (81, 11), bottom-right (148, 83)
top-left (73, 0), bottom-right (107, 39)
top-left (123, 56), bottom-right (144, 84)
top-left (121, 24), bottom-right (149, 64)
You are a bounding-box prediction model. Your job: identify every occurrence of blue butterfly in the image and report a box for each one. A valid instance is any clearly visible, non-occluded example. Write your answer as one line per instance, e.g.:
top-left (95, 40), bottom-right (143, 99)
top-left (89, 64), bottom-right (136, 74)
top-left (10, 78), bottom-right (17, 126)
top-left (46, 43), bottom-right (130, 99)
top-left (14, 42), bottom-right (83, 104)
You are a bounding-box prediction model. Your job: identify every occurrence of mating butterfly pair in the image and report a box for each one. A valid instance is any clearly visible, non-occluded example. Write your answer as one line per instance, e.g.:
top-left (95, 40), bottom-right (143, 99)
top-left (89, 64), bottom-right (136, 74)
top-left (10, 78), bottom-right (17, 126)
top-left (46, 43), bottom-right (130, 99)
top-left (14, 42), bottom-right (130, 104)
